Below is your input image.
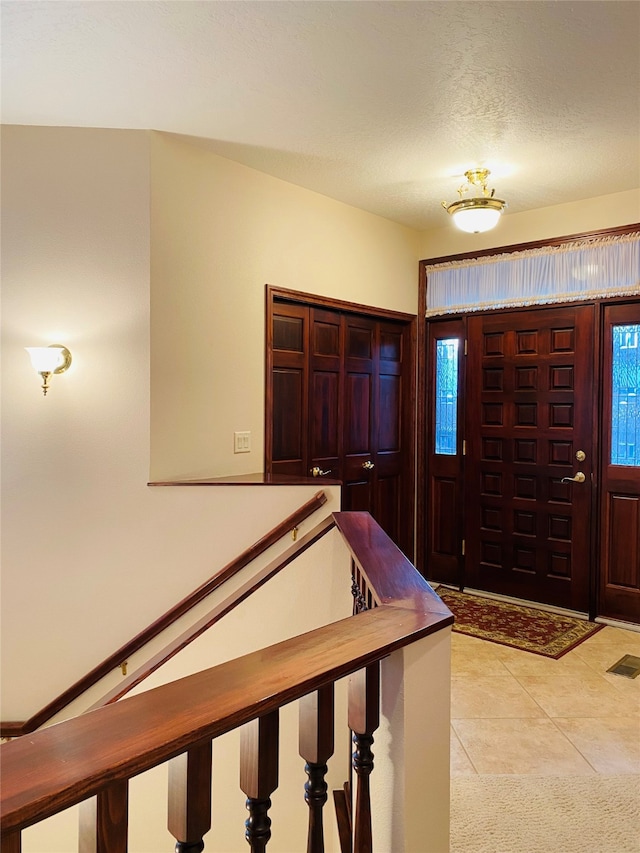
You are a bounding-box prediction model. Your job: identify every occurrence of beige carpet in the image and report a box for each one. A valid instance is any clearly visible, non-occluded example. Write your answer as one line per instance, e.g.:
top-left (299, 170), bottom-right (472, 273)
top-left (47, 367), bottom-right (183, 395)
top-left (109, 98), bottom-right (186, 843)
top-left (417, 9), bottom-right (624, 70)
top-left (450, 774), bottom-right (640, 853)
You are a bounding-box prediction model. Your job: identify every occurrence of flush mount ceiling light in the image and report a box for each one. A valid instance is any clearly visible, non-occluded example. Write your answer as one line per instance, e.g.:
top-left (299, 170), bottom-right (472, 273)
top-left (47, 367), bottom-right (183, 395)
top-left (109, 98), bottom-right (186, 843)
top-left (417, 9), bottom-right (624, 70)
top-left (442, 168), bottom-right (507, 233)
top-left (25, 344), bottom-right (72, 396)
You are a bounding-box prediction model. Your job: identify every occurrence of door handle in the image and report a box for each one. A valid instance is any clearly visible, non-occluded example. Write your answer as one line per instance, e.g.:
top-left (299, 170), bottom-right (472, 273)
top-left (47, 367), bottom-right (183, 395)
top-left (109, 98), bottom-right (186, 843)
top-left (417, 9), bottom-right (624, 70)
top-left (362, 460), bottom-right (375, 471)
top-left (561, 472), bottom-right (586, 484)
top-left (310, 467), bottom-right (332, 477)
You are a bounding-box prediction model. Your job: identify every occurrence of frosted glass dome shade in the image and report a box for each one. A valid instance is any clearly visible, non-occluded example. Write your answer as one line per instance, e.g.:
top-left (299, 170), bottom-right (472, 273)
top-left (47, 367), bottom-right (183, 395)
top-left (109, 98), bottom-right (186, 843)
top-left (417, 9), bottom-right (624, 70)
top-left (448, 197), bottom-right (505, 234)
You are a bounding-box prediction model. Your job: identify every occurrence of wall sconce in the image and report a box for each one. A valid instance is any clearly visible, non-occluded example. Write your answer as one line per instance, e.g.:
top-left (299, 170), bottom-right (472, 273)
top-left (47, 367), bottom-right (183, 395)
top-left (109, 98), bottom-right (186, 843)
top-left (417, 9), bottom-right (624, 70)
top-left (25, 345), bottom-right (72, 396)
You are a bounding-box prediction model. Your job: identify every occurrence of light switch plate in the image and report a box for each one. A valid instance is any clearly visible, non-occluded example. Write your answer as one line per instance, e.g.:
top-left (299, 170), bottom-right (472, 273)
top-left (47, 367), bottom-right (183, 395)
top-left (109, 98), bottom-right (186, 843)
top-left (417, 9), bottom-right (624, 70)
top-left (234, 431), bottom-right (251, 453)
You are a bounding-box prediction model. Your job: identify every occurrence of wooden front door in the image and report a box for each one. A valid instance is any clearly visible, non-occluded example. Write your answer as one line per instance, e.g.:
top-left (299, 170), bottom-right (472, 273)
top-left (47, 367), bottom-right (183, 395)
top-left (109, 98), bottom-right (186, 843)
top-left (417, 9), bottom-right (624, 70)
top-left (267, 291), bottom-right (415, 556)
top-left (464, 305), bottom-right (595, 612)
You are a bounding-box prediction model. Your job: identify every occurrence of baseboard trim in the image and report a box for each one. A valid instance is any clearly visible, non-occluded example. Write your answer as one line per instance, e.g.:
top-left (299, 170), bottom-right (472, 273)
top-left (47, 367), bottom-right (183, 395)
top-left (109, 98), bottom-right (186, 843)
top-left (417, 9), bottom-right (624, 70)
top-left (595, 616), bottom-right (640, 634)
top-left (430, 583), bottom-right (589, 621)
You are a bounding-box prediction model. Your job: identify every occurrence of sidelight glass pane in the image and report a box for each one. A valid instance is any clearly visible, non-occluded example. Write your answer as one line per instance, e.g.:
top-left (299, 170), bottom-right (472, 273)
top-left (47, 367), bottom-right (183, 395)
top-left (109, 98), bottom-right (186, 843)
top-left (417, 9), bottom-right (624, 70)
top-left (435, 338), bottom-right (459, 455)
top-left (611, 324), bottom-right (640, 466)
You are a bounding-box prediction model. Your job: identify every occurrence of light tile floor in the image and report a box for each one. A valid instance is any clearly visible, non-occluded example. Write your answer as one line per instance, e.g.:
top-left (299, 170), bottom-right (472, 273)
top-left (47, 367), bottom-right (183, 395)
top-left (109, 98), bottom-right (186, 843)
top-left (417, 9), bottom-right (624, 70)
top-left (450, 624), bottom-right (640, 776)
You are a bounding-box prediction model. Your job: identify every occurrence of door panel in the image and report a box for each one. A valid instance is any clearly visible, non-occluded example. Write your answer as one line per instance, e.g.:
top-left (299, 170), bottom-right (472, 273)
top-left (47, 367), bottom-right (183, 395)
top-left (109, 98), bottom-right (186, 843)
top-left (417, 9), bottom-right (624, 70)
top-left (309, 308), bottom-right (342, 479)
top-left (379, 374), bottom-right (400, 449)
top-left (273, 369), bottom-right (304, 462)
top-left (344, 374), bottom-right (372, 452)
top-left (343, 316), bottom-right (376, 513)
top-left (599, 304), bottom-right (640, 622)
top-left (310, 372), bottom-right (340, 456)
top-left (465, 305), bottom-right (595, 611)
top-left (424, 319), bottom-right (465, 586)
top-left (270, 303), bottom-right (309, 477)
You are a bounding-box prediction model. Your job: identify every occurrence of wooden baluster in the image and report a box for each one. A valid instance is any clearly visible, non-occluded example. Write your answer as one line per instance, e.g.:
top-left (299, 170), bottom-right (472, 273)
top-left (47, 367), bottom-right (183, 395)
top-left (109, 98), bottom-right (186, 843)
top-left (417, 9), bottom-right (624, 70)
top-left (240, 711), bottom-right (279, 852)
top-left (333, 781), bottom-right (352, 853)
top-left (350, 571), bottom-right (368, 614)
top-left (168, 741), bottom-right (213, 852)
top-left (78, 779), bottom-right (128, 853)
top-left (0, 830), bottom-right (21, 853)
top-left (299, 684), bottom-right (335, 853)
top-left (348, 663), bottom-right (380, 853)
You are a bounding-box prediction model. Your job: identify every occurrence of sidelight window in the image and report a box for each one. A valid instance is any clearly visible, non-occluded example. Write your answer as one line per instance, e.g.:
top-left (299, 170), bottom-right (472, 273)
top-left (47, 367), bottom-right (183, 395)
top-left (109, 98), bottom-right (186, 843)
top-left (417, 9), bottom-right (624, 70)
top-left (611, 324), bottom-right (640, 466)
top-left (435, 338), bottom-right (459, 455)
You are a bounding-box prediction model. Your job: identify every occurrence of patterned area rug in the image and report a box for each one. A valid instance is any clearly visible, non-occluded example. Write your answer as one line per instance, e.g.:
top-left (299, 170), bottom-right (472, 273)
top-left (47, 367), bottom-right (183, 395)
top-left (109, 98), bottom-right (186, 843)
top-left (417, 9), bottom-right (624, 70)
top-left (437, 588), bottom-right (604, 658)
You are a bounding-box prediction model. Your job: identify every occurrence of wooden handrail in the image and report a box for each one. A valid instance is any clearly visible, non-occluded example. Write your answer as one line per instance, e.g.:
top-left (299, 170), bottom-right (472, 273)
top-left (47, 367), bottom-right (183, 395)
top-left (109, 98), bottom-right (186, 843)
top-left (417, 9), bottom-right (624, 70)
top-left (333, 512), bottom-right (452, 614)
top-left (87, 514), bottom-right (336, 709)
top-left (0, 490), bottom-right (327, 738)
top-left (0, 511), bottom-right (453, 841)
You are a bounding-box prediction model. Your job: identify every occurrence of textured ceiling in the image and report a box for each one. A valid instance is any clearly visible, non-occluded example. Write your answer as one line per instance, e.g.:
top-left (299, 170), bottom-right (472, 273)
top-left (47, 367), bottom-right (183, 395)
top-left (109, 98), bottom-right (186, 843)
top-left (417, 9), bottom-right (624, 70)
top-left (2, 0), bottom-right (639, 230)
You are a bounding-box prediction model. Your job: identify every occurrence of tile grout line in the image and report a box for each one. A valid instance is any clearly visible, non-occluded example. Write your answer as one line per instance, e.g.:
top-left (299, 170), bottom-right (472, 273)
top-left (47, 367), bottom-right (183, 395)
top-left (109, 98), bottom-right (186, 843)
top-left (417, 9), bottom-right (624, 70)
top-left (450, 631), bottom-right (640, 777)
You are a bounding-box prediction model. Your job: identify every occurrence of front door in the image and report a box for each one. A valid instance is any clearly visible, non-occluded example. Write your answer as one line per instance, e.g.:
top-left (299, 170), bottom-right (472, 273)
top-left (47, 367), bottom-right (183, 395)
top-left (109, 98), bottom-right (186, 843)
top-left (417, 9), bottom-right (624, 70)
top-left (464, 304), bottom-right (595, 612)
top-left (267, 292), bottom-right (415, 556)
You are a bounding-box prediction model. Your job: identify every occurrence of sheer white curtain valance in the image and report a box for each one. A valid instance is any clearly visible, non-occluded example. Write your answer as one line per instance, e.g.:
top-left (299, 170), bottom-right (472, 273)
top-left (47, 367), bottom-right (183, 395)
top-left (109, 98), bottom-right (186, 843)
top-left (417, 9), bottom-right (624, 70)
top-left (425, 231), bottom-right (640, 317)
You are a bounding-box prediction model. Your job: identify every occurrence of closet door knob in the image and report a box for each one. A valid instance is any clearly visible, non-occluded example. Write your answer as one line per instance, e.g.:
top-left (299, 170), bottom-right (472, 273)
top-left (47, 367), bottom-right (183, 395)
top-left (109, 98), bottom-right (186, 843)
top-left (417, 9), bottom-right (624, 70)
top-left (310, 467), bottom-right (332, 477)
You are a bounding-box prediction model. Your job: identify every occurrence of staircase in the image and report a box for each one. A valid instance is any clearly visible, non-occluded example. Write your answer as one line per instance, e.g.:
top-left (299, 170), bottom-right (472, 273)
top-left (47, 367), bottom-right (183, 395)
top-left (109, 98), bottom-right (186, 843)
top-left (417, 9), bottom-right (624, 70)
top-left (1, 510), bottom-right (453, 852)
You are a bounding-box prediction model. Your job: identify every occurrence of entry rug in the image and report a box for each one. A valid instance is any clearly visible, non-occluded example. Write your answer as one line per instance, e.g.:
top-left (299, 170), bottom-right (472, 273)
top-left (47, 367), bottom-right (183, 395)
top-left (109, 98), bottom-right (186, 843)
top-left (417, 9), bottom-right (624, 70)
top-left (437, 588), bottom-right (604, 658)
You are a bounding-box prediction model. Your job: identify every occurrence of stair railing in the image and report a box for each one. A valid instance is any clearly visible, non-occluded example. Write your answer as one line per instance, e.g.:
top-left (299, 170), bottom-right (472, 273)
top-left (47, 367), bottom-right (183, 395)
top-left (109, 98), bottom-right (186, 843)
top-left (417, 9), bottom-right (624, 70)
top-left (0, 490), bottom-right (327, 738)
top-left (0, 512), bottom-right (453, 853)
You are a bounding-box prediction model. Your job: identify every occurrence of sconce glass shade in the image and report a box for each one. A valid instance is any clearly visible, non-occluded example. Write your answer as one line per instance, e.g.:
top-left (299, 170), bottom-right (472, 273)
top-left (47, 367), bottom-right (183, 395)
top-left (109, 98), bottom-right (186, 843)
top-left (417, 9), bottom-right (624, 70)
top-left (447, 197), bottom-right (505, 234)
top-left (25, 346), bottom-right (71, 374)
top-left (25, 345), bottom-right (72, 395)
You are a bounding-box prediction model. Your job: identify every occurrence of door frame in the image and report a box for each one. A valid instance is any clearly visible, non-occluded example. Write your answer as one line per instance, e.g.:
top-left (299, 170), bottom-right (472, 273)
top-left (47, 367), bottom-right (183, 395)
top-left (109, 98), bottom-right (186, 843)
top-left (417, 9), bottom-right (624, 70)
top-left (417, 223), bottom-right (640, 618)
top-left (265, 285), bottom-right (418, 554)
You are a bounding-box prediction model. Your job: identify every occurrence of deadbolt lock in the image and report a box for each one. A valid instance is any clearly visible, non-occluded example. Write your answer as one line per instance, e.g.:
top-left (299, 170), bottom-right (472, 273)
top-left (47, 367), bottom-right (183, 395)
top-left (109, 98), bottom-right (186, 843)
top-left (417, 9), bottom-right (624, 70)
top-left (575, 450), bottom-right (586, 462)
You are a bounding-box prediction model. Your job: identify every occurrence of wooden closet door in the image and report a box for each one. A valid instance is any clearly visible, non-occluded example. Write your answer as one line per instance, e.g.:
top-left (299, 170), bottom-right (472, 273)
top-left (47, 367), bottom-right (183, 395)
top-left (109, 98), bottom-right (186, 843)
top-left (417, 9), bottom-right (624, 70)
top-left (267, 295), bottom-right (415, 557)
top-left (464, 305), bottom-right (595, 612)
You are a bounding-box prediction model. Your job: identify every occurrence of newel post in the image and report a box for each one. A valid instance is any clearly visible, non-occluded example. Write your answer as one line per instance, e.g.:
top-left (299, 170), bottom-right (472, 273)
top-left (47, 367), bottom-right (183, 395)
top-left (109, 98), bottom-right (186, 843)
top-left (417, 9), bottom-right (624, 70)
top-left (240, 711), bottom-right (279, 852)
top-left (168, 741), bottom-right (213, 852)
top-left (348, 662), bottom-right (380, 853)
top-left (299, 684), bottom-right (335, 853)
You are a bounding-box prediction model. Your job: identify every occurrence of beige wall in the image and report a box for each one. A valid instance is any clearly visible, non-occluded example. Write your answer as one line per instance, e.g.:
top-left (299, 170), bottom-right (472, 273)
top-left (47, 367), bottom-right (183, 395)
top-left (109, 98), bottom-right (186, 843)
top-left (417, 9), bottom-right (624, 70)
top-left (418, 188), bottom-right (640, 260)
top-left (0, 126), bottom-right (342, 721)
top-left (1, 125), bottom-right (150, 715)
top-left (150, 132), bottom-right (420, 480)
